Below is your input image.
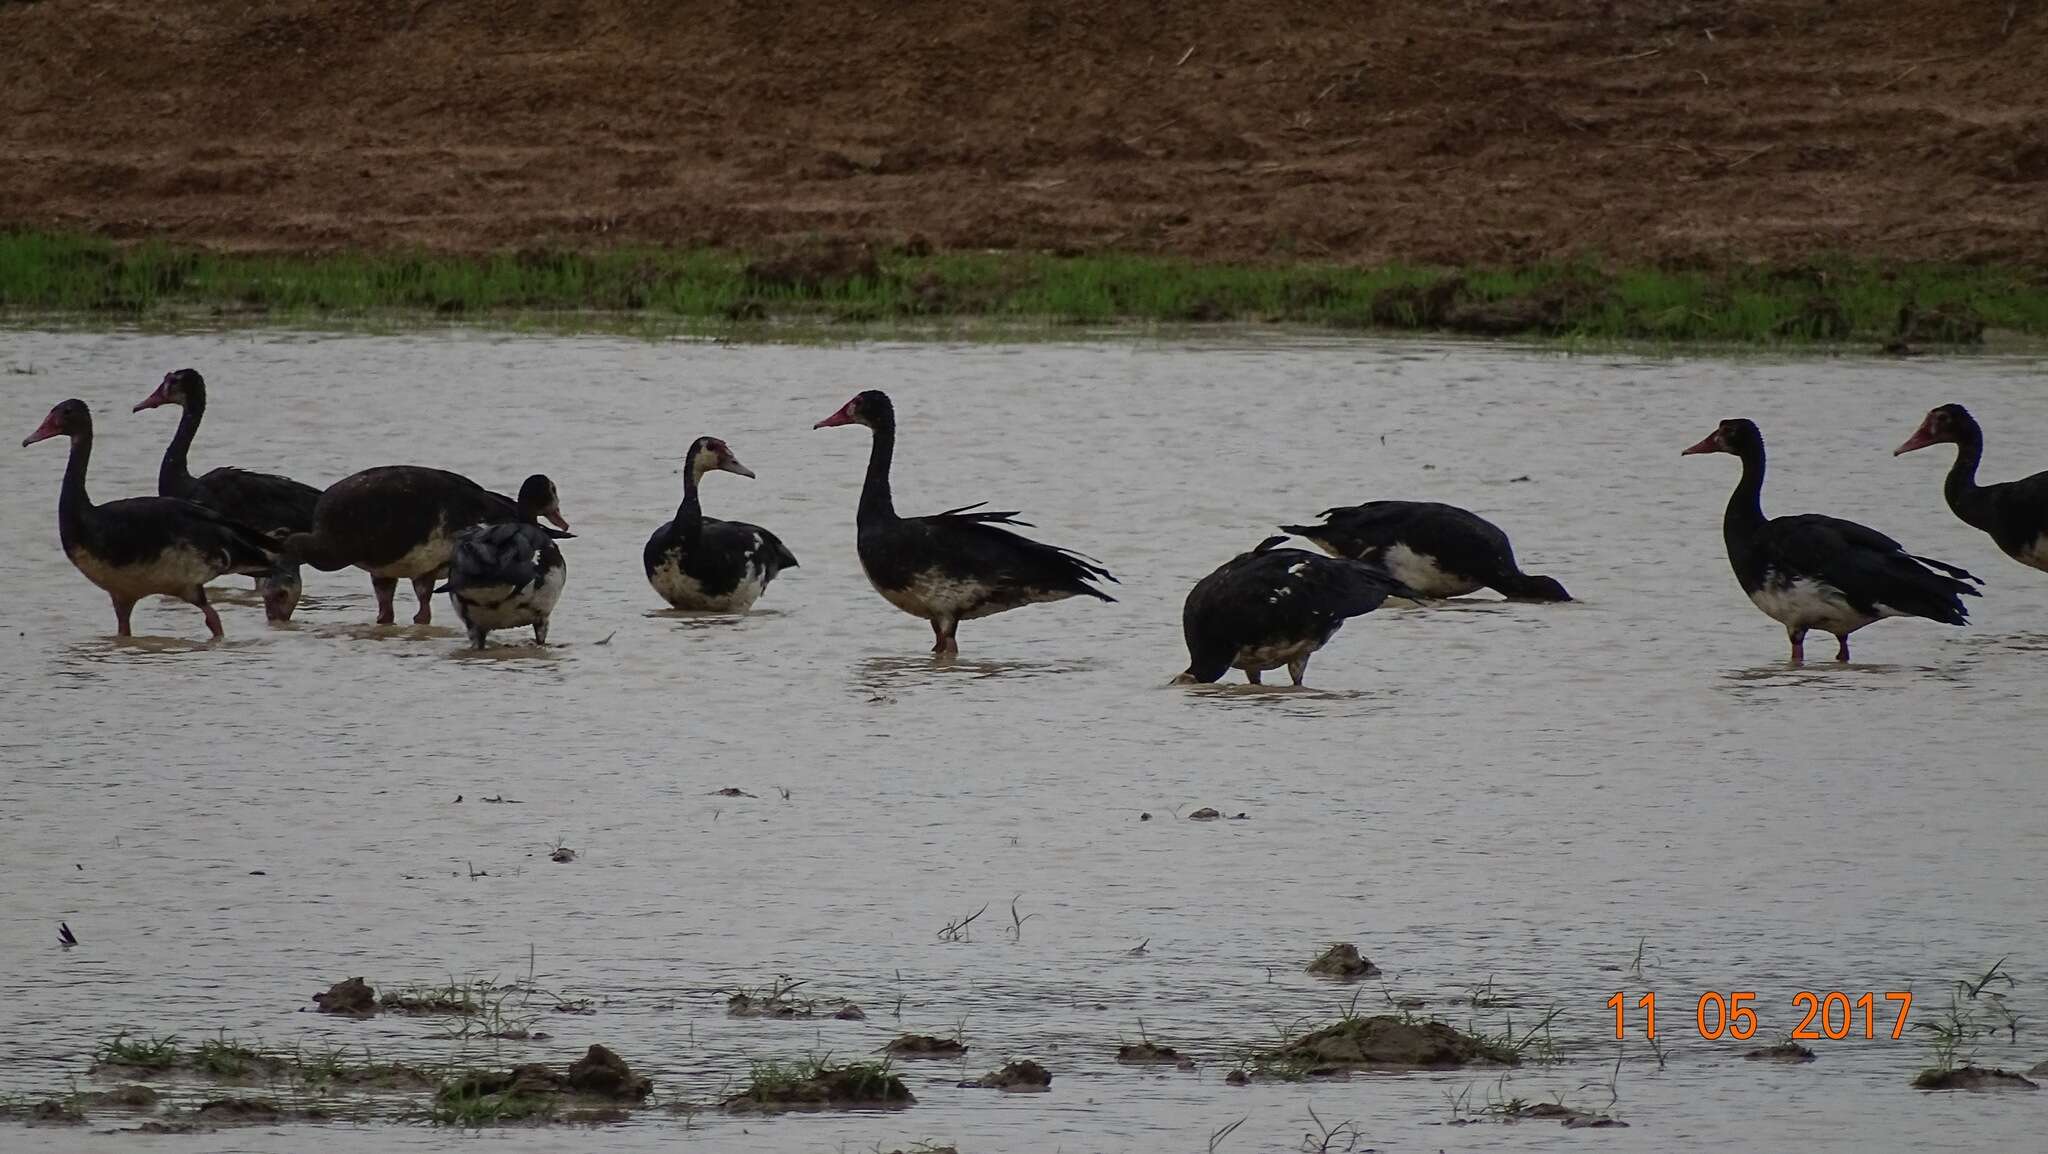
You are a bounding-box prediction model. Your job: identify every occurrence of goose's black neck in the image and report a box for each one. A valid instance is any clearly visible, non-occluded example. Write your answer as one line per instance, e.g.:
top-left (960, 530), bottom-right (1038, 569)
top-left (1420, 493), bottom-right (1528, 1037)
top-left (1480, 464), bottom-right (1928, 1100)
top-left (675, 463), bottom-right (705, 548)
top-left (159, 394), bottom-right (204, 498)
top-left (858, 410), bottom-right (898, 525)
top-left (1941, 421), bottom-right (1994, 531)
top-left (1723, 439), bottom-right (1768, 548)
top-left (59, 426), bottom-right (95, 547)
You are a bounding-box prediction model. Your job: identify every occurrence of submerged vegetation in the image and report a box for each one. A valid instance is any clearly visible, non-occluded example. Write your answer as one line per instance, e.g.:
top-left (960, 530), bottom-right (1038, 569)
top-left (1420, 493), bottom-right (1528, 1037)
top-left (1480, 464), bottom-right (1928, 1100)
top-left (721, 1056), bottom-right (913, 1112)
top-left (2, 230), bottom-right (2044, 344)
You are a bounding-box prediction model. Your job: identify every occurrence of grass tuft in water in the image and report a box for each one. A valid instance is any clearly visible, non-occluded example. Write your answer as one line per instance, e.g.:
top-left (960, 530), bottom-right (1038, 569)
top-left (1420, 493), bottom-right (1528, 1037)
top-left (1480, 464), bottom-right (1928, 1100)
top-left (721, 1055), bottom-right (912, 1112)
top-left (91, 1032), bottom-right (180, 1071)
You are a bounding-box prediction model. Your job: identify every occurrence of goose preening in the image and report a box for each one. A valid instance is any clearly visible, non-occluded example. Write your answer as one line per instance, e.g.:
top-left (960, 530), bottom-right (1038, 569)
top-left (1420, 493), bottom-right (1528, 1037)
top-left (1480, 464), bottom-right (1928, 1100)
top-left (1896, 404), bottom-right (2048, 575)
top-left (643, 436), bottom-right (798, 612)
top-left (1683, 418), bottom-right (1981, 663)
top-left (134, 368), bottom-right (319, 620)
top-left (437, 521), bottom-right (567, 648)
top-left (814, 389), bottom-right (1116, 654)
top-left (22, 399), bottom-right (284, 637)
top-left (1281, 501), bottom-right (1569, 601)
top-left (1175, 536), bottom-right (1423, 685)
top-left (281, 468), bottom-right (570, 625)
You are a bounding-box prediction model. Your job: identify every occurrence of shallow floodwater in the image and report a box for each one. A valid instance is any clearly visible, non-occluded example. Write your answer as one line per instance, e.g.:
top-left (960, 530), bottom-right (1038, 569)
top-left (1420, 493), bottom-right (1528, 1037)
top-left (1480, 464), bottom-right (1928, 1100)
top-left (2, 329), bottom-right (2044, 1152)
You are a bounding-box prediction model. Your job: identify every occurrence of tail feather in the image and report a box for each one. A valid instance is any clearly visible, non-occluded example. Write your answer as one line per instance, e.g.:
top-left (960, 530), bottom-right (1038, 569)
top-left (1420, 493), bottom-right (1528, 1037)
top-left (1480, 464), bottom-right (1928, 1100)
top-left (1911, 554), bottom-right (1983, 588)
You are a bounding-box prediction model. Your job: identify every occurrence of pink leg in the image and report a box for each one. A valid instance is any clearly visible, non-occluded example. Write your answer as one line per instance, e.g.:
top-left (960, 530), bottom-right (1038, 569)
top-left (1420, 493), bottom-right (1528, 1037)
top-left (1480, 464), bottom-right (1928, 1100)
top-left (1787, 627), bottom-right (1806, 666)
top-left (192, 587), bottom-right (223, 639)
top-left (111, 595), bottom-right (136, 637)
top-left (412, 576), bottom-right (436, 625)
top-left (372, 577), bottom-right (397, 625)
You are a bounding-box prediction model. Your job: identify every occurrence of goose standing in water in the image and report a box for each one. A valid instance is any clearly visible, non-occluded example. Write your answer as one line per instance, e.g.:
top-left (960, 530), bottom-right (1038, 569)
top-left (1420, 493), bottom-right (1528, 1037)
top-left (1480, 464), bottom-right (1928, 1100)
top-left (1684, 418), bottom-right (1980, 662)
top-left (438, 521), bottom-right (566, 648)
top-left (133, 368), bottom-right (319, 620)
top-left (1895, 404), bottom-right (2048, 575)
top-left (644, 436), bottom-right (797, 611)
top-left (814, 390), bottom-right (1115, 654)
top-left (1281, 500), bottom-right (1569, 601)
top-left (1175, 536), bottom-right (1422, 685)
top-left (281, 468), bottom-right (570, 625)
top-left (22, 399), bottom-right (284, 637)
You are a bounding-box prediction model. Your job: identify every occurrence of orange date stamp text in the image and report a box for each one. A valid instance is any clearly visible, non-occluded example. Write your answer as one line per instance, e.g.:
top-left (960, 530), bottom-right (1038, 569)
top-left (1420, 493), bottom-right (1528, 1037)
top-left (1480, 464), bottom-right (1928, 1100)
top-left (1608, 991), bottom-right (1913, 1041)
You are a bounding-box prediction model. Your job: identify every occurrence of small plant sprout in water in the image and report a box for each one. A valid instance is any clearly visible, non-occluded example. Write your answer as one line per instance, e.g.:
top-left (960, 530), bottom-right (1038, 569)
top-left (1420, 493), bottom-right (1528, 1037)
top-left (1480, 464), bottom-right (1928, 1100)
top-left (1207, 1114), bottom-right (1248, 1152)
top-left (93, 1031), bottom-right (180, 1070)
top-left (1007, 895), bottom-right (1038, 942)
top-left (936, 903), bottom-right (987, 942)
top-left (1300, 1102), bottom-right (1366, 1152)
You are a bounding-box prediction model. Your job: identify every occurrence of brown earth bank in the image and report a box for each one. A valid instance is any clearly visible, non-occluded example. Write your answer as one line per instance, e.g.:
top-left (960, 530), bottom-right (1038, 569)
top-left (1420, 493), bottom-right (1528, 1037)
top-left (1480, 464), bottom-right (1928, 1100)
top-left (2, 0), bottom-right (2044, 265)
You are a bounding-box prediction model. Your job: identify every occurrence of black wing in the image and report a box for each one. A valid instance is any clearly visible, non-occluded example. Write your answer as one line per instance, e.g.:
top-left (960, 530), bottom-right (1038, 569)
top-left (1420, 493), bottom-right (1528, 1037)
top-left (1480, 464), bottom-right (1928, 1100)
top-left (1762, 514), bottom-right (1981, 623)
top-left (190, 466), bottom-right (322, 536)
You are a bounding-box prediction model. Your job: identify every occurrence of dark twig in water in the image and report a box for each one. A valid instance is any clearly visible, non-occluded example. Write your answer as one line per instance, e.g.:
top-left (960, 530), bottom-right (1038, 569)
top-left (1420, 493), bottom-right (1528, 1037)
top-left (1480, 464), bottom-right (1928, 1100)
top-left (1007, 895), bottom-right (1039, 942)
top-left (59, 922), bottom-right (78, 948)
top-left (1207, 1115), bottom-right (1248, 1152)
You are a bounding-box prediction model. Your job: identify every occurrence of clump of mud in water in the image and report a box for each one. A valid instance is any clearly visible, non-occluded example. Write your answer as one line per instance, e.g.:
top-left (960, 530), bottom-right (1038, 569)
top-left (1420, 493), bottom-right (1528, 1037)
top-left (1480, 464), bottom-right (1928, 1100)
top-left (1256, 1015), bottom-right (1517, 1075)
top-left (565, 1045), bottom-right (652, 1100)
top-left (721, 1059), bottom-right (914, 1113)
top-left (833, 1003), bottom-right (867, 1020)
top-left (194, 1098), bottom-right (288, 1123)
top-left (1306, 943), bottom-right (1381, 980)
top-left (76, 1085), bottom-right (160, 1109)
top-left (1912, 1066), bottom-right (2039, 1091)
top-left (1498, 1101), bottom-right (1629, 1128)
top-left (1116, 1040), bottom-right (1181, 1064)
top-left (1187, 808), bottom-right (1221, 821)
top-left (1744, 1041), bottom-right (1817, 1063)
top-left (727, 982), bottom-right (816, 1019)
top-left (961, 1059), bottom-right (1051, 1092)
top-left (312, 976), bottom-right (378, 1016)
top-left (7, 1099), bottom-right (83, 1126)
top-left (884, 1033), bottom-right (967, 1058)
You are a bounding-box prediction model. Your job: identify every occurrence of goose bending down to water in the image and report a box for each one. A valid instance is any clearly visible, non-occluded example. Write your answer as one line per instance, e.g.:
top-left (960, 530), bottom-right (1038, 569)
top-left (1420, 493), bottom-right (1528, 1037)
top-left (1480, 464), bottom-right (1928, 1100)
top-left (1895, 404), bottom-right (2048, 576)
top-left (1175, 536), bottom-right (1422, 685)
top-left (643, 436), bottom-right (798, 612)
top-left (1281, 501), bottom-right (1569, 601)
top-left (814, 389), bottom-right (1115, 654)
top-left (22, 399), bottom-right (284, 637)
top-left (282, 468), bottom-right (570, 625)
top-left (1683, 418), bottom-right (1980, 663)
top-left (438, 521), bottom-right (567, 648)
top-left (133, 368), bottom-right (319, 620)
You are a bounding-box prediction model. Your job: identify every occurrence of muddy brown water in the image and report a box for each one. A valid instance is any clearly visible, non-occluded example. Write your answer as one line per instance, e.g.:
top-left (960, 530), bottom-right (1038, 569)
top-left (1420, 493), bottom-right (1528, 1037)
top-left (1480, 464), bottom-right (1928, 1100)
top-left (2, 329), bottom-right (2044, 1151)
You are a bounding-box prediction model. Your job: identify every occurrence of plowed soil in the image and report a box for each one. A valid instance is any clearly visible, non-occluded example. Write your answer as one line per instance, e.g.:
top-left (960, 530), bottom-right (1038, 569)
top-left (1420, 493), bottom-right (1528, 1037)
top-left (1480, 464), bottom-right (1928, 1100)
top-left (3, 1), bottom-right (2043, 264)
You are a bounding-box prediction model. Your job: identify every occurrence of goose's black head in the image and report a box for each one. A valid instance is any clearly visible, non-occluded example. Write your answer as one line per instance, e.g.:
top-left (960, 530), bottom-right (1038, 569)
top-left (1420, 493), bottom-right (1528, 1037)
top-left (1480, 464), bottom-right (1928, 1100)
top-left (517, 474), bottom-right (570, 531)
top-left (1682, 418), bottom-right (1763, 459)
top-left (688, 436), bottom-right (755, 480)
top-left (1895, 403), bottom-right (1979, 456)
top-left (22, 398), bottom-right (90, 447)
top-left (1503, 573), bottom-right (1572, 602)
top-left (259, 562), bottom-right (303, 623)
top-left (814, 389), bottom-right (893, 431)
top-left (134, 368), bottom-right (204, 413)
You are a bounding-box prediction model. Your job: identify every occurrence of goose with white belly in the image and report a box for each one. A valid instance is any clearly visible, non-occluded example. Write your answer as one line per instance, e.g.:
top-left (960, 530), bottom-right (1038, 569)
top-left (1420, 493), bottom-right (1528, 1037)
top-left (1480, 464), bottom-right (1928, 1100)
top-left (644, 436), bottom-right (797, 612)
top-left (1895, 404), bottom-right (2048, 576)
top-left (281, 468), bottom-right (570, 625)
top-left (1683, 418), bottom-right (1980, 663)
top-left (1281, 500), bottom-right (1569, 601)
top-left (133, 368), bottom-right (320, 620)
top-left (814, 389), bottom-right (1115, 654)
top-left (23, 399), bottom-right (284, 637)
top-left (438, 521), bottom-right (567, 648)
top-left (1175, 536), bottom-right (1423, 686)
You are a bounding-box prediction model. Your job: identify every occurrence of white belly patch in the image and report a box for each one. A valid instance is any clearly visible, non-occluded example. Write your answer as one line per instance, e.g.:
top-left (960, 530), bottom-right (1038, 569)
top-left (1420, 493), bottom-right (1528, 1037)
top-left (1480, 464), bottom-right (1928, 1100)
top-left (70, 544), bottom-right (219, 598)
top-left (649, 556), bottom-right (766, 612)
top-left (370, 529), bottom-right (454, 580)
top-left (1378, 544), bottom-right (1478, 598)
top-left (1748, 576), bottom-right (1880, 633)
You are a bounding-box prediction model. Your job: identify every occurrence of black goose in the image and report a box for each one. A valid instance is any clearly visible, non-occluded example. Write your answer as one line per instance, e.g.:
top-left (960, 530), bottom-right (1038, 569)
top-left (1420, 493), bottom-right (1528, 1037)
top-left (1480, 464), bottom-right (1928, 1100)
top-left (1895, 404), bottom-right (2048, 575)
top-left (1175, 536), bottom-right (1423, 686)
top-left (134, 367), bottom-right (319, 620)
top-left (1281, 501), bottom-right (1569, 601)
top-left (814, 389), bottom-right (1115, 654)
top-left (1683, 418), bottom-right (1981, 663)
top-left (643, 436), bottom-right (798, 612)
top-left (22, 399), bottom-right (283, 637)
top-left (437, 521), bottom-right (567, 648)
top-left (281, 468), bottom-right (570, 625)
